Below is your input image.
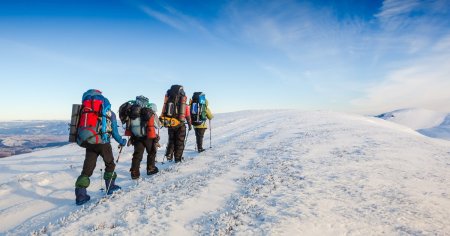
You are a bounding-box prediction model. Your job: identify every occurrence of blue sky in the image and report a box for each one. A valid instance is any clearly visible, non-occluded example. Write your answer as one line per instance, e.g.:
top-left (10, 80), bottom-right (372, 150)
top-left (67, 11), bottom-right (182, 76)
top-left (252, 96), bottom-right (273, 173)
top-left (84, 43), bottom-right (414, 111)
top-left (0, 0), bottom-right (449, 120)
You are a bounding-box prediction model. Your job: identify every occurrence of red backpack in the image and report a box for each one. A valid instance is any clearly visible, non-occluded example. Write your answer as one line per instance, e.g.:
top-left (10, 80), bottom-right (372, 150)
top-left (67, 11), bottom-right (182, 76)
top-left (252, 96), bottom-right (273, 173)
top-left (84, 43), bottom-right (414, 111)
top-left (77, 90), bottom-right (109, 147)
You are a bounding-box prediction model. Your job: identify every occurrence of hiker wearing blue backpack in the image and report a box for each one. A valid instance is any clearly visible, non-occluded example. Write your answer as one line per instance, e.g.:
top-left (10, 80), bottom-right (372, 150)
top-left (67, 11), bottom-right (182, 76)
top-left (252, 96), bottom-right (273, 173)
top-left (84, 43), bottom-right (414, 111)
top-left (73, 89), bottom-right (127, 205)
top-left (190, 92), bottom-right (214, 152)
top-left (118, 96), bottom-right (161, 179)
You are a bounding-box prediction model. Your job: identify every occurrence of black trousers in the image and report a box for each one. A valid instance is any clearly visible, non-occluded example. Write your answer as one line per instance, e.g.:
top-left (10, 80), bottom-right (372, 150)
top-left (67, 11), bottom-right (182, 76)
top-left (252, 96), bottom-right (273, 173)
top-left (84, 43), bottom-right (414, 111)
top-left (131, 138), bottom-right (157, 171)
top-left (81, 143), bottom-right (115, 177)
top-left (165, 125), bottom-right (186, 160)
top-left (194, 128), bottom-right (207, 149)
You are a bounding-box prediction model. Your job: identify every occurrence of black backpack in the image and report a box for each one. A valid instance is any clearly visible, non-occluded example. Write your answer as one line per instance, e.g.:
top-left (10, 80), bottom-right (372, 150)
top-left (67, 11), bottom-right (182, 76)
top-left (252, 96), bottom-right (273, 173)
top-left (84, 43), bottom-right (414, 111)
top-left (119, 101), bottom-right (133, 124)
top-left (119, 98), bottom-right (155, 137)
top-left (128, 104), bottom-right (154, 137)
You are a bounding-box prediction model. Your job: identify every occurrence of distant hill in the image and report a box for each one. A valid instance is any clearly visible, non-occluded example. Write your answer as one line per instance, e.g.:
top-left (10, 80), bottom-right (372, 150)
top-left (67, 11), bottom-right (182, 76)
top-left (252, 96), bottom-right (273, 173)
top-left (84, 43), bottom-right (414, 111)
top-left (0, 121), bottom-right (69, 157)
top-left (376, 108), bottom-right (450, 140)
top-left (0, 120), bottom-right (69, 136)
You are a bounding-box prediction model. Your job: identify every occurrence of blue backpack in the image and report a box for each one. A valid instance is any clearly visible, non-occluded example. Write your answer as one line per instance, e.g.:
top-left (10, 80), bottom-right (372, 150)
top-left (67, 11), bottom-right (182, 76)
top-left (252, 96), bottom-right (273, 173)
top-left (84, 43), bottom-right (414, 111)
top-left (190, 92), bottom-right (207, 126)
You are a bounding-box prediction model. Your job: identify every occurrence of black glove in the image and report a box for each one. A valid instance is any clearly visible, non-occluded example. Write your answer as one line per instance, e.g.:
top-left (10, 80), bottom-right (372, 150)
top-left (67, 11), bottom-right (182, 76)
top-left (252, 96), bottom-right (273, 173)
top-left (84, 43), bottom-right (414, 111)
top-left (188, 124), bottom-right (192, 131)
top-left (127, 137), bottom-right (133, 147)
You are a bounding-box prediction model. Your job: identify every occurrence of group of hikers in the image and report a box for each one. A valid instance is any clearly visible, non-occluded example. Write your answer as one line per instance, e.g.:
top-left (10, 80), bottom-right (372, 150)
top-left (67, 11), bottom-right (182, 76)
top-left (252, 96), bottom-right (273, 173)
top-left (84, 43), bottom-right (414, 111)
top-left (69, 85), bottom-right (213, 205)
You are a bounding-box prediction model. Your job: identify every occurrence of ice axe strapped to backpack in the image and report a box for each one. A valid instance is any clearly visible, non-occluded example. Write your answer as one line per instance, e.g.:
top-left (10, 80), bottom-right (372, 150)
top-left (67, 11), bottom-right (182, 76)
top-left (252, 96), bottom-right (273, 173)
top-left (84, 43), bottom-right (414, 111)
top-left (160, 85), bottom-right (187, 128)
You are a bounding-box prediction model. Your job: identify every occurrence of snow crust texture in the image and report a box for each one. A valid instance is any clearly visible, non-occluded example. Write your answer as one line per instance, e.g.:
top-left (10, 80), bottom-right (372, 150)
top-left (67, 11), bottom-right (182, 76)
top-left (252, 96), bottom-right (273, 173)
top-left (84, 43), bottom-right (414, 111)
top-left (1, 110), bottom-right (449, 235)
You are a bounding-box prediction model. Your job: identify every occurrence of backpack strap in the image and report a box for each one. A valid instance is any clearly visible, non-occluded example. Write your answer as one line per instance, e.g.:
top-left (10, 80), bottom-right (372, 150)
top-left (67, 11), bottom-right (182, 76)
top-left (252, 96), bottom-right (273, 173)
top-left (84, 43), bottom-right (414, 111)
top-left (101, 98), bottom-right (112, 141)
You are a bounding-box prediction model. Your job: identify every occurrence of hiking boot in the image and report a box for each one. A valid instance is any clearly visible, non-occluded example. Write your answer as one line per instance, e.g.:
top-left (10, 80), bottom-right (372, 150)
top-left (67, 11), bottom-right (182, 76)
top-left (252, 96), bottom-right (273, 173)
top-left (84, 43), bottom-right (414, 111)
top-left (105, 179), bottom-right (121, 195)
top-left (75, 187), bottom-right (91, 205)
top-left (166, 155), bottom-right (173, 161)
top-left (147, 166), bottom-right (159, 176)
top-left (174, 157), bottom-right (182, 163)
top-left (198, 148), bottom-right (206, 153)
top-left (130, 169), bottom-right (140, 179)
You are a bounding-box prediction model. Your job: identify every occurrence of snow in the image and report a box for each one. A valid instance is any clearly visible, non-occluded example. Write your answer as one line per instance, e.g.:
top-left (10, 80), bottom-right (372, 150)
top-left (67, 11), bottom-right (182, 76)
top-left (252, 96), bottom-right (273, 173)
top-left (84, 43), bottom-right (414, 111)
top-left (1, 137), bottom-right (28, 147)
top-left (376, 108), bottom-right (450, 141)
top-left (0, 110), bottom-right (449, 235)
top-left (375, 108), bottom-right (447, 130)
top-left (418, 114), bottom-right (450, 140)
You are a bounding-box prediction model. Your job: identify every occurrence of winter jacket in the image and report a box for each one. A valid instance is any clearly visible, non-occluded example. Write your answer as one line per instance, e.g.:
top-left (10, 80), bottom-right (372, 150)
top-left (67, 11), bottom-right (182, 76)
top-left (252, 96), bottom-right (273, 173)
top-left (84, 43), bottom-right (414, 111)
top-left (193, 100), bottom-right (213, 129)
top-left (108, 111), bottom-right (124, 144)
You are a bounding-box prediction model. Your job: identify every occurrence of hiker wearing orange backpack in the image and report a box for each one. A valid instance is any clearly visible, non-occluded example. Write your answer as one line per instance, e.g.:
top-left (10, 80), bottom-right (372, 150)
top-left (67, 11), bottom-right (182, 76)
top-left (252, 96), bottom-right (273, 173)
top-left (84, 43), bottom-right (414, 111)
top-left (159, 85), bottom-right (192, 163)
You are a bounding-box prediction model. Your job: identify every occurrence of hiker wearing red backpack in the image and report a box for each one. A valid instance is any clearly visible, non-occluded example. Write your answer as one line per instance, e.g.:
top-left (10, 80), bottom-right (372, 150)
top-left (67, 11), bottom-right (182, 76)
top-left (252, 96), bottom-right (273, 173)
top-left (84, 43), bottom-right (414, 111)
top-left (159, 85), bottom-right (192, 163)
top-left (118, 96), bottom-right (161, 179)
top-left (190, 92), bottom-right (214, 153)
top-left (74, 89), bottom-right (127, 205)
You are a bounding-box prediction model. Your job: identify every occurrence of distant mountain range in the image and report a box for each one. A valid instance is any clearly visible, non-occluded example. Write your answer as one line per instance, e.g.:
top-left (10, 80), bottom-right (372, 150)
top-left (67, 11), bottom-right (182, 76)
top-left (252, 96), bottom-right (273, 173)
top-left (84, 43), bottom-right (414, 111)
top-left (0, 121), bottom-right (69, 157)
top-left (0, 120), bottom-right (69, 136)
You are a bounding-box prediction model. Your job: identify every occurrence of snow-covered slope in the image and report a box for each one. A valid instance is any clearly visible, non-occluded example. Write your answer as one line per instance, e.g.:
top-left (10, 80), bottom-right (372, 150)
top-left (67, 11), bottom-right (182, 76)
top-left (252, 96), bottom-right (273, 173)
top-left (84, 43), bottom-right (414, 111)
top-left (417, 114), bottom-right (450, 140)
top-left (375, 108), bottom-right (447, 130)
top-left (376, 108), bottom-right (450, 141)
top-left (1, 110), bottom-right (449, 235)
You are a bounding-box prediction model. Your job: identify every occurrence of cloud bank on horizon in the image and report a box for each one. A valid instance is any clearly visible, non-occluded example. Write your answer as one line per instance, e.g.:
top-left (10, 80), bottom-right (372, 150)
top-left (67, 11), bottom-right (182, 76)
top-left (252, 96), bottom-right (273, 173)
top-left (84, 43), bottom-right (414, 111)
top-left (0, 0), bottom-right (449, 119)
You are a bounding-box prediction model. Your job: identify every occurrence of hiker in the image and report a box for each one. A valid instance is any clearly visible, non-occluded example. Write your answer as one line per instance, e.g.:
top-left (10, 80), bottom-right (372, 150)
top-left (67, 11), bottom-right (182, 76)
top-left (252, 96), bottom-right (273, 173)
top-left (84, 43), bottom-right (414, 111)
top-left (118, 95), bottom-right (161, 179)
top-left (159, 85), bottom-right (192, 163)
top-left (190, 92), bottom-right (214, 153)
top-left (74, 89), bottom-right (127, 205)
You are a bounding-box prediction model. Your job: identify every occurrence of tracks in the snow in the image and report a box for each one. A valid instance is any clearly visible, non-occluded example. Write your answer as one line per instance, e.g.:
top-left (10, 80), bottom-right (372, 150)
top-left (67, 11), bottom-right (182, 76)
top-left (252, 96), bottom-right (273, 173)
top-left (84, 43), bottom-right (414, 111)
top-left (36, 115), bottom-right (282, 235)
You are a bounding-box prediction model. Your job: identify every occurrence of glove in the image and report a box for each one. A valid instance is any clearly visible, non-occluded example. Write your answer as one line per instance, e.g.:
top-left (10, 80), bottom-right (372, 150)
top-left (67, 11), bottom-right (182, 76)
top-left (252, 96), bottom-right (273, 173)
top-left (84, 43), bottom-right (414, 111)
top-left (188, 124), bottom-right (192, 131)
top-left (120, 138), bottom-right (127, 147)
top-left (127, 137), bottom-right (133, 147)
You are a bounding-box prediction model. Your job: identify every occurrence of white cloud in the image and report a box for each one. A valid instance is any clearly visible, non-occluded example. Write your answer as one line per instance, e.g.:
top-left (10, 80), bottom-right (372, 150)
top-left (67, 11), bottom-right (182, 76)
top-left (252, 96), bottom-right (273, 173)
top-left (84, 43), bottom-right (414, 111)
top-left (351, 47), bottom-right (450, 114)
top-left (376, 0), bottom-right (420, 19)
top-left (140, 5), bottom-right (186, 31)
top-left (138, 4), bottom-right (211, 36)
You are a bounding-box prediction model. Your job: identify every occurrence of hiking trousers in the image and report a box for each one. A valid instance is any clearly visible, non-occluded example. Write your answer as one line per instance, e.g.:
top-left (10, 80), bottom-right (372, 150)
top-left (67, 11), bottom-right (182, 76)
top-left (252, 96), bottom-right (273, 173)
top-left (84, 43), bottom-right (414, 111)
top-left (131, 138), bottom-right (158, 171)
top-left (165, 125), bottom-right (186, 160)
top-left (81, 143), bottom-right (115, 177)
top-left (194, 128), bottom-right (206, 150)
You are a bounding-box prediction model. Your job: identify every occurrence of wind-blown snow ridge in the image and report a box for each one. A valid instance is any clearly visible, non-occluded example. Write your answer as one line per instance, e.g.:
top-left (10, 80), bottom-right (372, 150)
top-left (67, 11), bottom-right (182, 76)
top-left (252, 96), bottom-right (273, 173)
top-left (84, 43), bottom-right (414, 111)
top-left (0, 110), bottom-right (449, 235)
top-left (376, 108), bottom-right (450, 140)
top-left (375, 108), bottom-right (447, 130)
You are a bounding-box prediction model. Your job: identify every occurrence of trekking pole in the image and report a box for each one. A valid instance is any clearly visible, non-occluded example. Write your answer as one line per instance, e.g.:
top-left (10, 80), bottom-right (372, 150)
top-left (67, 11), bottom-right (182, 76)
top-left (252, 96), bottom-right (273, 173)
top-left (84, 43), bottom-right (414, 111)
top-left (100, 169), bottom-right (104, 192)
top-left (180, 123), bottom-right (190, 161)
top-left (107, 145), bottom-right (123, 196)
top-left (105, 175), bottom-right (113, 197)
top-left (209, 119), bottom-right (212, 149)
top-left (184, 125), bottom-right (190, 146)
top-left (115, 142), bottom-right (125, 163)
